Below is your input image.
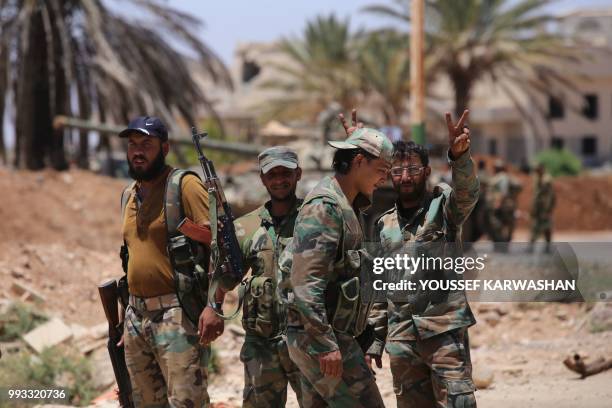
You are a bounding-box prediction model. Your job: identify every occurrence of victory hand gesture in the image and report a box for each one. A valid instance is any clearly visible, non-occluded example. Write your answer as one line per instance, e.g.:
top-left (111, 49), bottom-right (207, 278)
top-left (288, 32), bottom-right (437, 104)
top-left (339, 108), bottom-right (364, 136)
top-left (446, 109), bottom-right (470, 159)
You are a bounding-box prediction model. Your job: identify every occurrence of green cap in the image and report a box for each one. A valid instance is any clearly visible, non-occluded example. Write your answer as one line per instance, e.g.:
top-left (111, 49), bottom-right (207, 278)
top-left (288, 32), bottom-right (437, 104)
top-left (328, 128), bottom-right (394, 164)
top-left (258, 146), bottom-right (299, 174)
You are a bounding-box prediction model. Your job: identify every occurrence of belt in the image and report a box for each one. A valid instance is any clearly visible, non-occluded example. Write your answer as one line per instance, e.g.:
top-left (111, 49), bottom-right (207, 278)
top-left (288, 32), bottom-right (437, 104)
top-left (129, 293), bottom-right (180, 312)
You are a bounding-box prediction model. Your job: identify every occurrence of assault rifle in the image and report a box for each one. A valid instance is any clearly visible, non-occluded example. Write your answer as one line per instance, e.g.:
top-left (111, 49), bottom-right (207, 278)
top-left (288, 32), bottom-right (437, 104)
top-left (191, 127), bottom-right (245, 317)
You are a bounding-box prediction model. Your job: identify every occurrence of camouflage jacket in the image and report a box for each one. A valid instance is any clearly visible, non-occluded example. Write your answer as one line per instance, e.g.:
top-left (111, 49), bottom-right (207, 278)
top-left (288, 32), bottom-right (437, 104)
top-left (234, 199), bottom-right (303, 336)
top-left (531, 174), bottom-right (555, 218)
top-left (368, 151), bottom-right (479, 354)
top-left (285, 176), bottom-right (367, 355)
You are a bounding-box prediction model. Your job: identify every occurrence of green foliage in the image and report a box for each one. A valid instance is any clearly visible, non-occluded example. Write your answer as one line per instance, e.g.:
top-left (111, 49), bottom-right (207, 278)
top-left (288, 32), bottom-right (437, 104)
top-left (0, 302), bottom-right (48, 342)
top-left (0, 346), bottom-right (96, 406)
top-left (166, 118), bottom-right (242, 168)
top-left (535, 148), bottom-right (581, 177)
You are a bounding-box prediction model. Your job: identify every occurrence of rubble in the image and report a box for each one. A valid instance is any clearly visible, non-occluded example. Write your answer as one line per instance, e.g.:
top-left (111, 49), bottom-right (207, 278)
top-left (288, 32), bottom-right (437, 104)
top-left (23, 317), bottom-right (73, 353)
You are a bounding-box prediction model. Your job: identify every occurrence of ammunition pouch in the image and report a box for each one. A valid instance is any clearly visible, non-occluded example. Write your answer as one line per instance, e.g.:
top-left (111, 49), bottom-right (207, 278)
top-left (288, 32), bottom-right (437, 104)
top-left (330, 249), bottom-right (372, 337)
top-left (168, 235), bottom-right (208, 326)
top-left (243, 276), bottom-right (282, 338)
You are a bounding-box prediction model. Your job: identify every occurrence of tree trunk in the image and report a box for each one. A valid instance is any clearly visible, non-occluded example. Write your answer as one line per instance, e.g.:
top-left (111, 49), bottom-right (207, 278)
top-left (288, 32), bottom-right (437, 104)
top-left (451, 71), bottom-right (473, 120)
top-left (16, 9), bottom-right (68, 171)
top-left (0, 46), bottom-right (7, 164)
top-left (16, 10), bottom-right (47, 170)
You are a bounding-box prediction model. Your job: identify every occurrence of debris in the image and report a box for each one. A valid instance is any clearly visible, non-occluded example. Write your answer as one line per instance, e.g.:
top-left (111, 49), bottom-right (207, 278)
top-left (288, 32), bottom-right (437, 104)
top-left (22, 317), bottom-right (73, 353)
top-left (563, 353), bottom-right (612, 379)
top-left (588, 302), bottom-right (612, 333)
top-left (473, 365), bottom-right (495, 389)
top-left (10, 281), bottom-right (46, 303)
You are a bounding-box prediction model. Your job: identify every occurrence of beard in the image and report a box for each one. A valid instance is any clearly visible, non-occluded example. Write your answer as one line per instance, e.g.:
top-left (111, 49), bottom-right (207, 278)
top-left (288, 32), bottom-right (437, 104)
top-left (395, 179), bottom-right (427, 202)
top-left (266, 185), bottom-right (297, 202)
top-left (128, 149), bottom-right (166, 181)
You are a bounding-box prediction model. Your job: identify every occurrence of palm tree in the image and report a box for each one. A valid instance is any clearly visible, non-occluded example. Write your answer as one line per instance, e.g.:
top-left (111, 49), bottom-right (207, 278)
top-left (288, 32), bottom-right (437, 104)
top-left (363, 0), bottom-right (578, 139)
top-left (0, 0), bottom-right (231, 170)
top-left (261, 14), bottom-right (363, 122)
top-left (356, 30), bottom-right (411, 128)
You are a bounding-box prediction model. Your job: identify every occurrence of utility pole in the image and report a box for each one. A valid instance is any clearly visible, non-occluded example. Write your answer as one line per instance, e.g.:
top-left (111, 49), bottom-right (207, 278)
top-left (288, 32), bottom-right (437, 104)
top-left (410, 0), bottom-right (425, 145)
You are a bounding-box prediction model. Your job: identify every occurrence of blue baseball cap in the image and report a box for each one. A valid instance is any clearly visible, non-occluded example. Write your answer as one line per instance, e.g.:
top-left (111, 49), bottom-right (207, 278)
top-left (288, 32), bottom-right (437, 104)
top-left (119, 116), bottom-right (168, 141)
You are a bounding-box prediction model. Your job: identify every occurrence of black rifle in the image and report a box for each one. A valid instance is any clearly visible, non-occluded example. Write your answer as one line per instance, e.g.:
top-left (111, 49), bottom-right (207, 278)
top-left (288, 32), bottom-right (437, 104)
top-left (98, 279), bottom-right (134, 408)
top-left (191, 127), bottom-right (245, 313)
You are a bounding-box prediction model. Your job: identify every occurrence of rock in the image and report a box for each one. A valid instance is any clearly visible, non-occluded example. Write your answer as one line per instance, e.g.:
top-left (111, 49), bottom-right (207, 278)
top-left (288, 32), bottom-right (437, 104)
top-left (472, 365), bottom-right (495, 389)
top-left (476, 302), bottom-right (509, 316)
top-left (23, 317), bottom-right (73, 353)
top-left (589, 303), bottom-right (612, 333)
top-left (481, 312), bottom-right (501, 327)
top-left (11, 267), bottom-right (26, 279)
top-left (90, 347), bottom-right (116, 389)
top-left (11, 281), bottom-right (46, 303)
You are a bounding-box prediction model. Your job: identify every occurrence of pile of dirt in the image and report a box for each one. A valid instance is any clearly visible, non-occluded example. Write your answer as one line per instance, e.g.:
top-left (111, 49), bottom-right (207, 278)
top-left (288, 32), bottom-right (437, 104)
top-left (515, 173), bottom-right (612, 231)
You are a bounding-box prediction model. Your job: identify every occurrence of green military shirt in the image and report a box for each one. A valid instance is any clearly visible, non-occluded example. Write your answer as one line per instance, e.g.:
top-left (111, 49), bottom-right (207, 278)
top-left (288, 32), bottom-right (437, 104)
top-left (234, 199), bottom-right (303, 336)
top-left (368, 151), bottom-right (480, 354)
top-left (531, 173), bottom-right (555, 219)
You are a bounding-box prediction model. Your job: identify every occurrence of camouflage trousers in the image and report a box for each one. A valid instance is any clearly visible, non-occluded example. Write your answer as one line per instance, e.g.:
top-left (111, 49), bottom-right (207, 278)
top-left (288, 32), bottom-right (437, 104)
top-left (386, 328), bottom-right (476, 408)
top-left (241, 334), bottom-right (303, 407)
top-left (530, 216), bottom-right (552, 243)
top-left (124, 305), bottom-right (210, 407)
top-left (286, 328), bottom-right (384, 408)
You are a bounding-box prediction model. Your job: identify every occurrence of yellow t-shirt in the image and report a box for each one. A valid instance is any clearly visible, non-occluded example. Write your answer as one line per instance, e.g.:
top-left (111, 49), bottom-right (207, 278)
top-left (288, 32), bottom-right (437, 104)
top-left (122, 166), bottom-right (209, 297)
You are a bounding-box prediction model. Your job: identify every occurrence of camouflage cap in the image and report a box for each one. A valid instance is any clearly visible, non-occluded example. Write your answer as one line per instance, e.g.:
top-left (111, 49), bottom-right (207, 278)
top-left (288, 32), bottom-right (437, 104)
top-left (328, 128), bottom-right (394, 164)
top-left (258, 146), bottom-right (299, 174)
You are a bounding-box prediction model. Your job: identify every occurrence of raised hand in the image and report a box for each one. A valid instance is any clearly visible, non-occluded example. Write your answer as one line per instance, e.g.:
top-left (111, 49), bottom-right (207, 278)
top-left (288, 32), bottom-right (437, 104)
top-left (446, 109), bottom-right (470, 159)
top-left (339, 108), bottom-right (364, 136)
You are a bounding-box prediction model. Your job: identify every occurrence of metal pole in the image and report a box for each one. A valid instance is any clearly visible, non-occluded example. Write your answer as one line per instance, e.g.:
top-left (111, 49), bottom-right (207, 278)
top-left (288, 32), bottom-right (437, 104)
top-left (410, 0), bottom-right (426, 145)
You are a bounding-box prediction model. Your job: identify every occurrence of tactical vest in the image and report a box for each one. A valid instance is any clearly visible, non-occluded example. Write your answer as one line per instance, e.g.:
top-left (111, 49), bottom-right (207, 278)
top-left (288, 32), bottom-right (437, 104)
top-left (278, 186), bottom-right (372, 337)
top-left (241, 205), bottom-right (299, 339)
top-left (119, 169), bottom-right (209, 325)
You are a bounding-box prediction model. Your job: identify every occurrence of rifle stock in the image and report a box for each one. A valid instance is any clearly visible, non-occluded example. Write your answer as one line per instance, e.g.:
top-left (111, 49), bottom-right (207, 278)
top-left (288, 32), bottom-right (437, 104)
top-left (98, 280), bottom-right (134, 408)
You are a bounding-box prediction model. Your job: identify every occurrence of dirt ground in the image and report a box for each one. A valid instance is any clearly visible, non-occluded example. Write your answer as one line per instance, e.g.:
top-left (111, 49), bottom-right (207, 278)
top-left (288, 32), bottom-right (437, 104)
top-left (1, 166), bottom-right (611, 407)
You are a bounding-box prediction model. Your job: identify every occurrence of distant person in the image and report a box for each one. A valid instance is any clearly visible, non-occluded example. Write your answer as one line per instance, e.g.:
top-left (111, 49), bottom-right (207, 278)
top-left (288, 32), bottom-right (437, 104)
top-left (118, 116), bottom-right (223, 406)
top-left (234, 147), bottom-right (304, 407)
top-left (488, 160), bottom-right (522, 251)
top-left (528, 163), bottom-right (556, 253)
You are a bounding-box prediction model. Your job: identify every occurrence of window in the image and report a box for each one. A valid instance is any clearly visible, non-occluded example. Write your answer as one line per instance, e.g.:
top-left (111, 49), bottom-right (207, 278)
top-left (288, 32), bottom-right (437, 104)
top-left (581, 136), bottom-right (597, 155)
top-left (488, 139), bottom-right (497, 155)
top-left (583, 94), bottom-right (598, 120)
top-left (241, 59), bottom-right (261, 83)
top-left (551, 136), bottom-right (564, 149)
top-left (548, 96), bottom-right (564, 119)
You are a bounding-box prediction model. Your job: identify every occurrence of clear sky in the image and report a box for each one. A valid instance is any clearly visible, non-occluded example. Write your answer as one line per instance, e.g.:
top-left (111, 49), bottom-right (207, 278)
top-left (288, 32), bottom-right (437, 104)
top-left (166, 0), bottom-right (612, 64)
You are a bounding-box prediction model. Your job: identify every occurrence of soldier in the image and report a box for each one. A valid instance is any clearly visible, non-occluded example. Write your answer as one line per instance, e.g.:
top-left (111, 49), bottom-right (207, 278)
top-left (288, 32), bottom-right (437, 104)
top-left (366, 110), bottom-right (479, 408)
top-left (528, 163), bottom-right (556, 253)
top-left (234, 147), bottom-right (304, 407)
top-left (280, 124), bottom-right (393, 407)
top-left (118, 116), bottom-right (224, 407)
top-left (487, 160), bottom-right (522, 251)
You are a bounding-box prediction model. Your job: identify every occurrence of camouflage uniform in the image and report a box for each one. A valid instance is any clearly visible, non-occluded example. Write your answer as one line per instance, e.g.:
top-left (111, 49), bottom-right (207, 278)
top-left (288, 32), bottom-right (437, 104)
top-left (281, 128), bottom-right (393, 408)
top-left (529, 172), bottom-right (555, 248)
top-left (234, 198), bottom-right (304, 407)
top-left (367, 150), bottom-right (479, 408)
top-left (124, 301), bottom-right (210, 407)
top-left (487, 171), bottom-right (522, 249)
